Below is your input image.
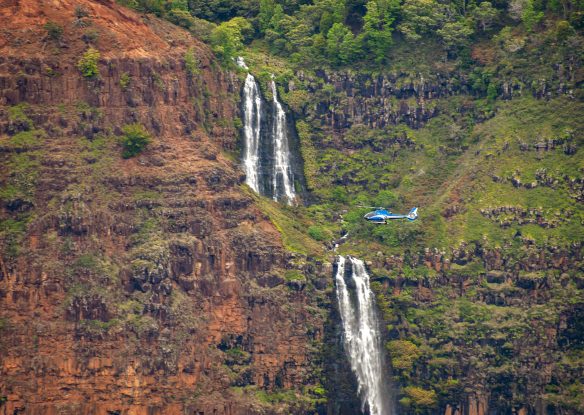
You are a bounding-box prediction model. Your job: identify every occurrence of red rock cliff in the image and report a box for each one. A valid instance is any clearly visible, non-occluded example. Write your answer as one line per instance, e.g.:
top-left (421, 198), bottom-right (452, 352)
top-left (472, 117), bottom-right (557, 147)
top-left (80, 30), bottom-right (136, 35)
top-left (0, 1), bottom-right (326, 414)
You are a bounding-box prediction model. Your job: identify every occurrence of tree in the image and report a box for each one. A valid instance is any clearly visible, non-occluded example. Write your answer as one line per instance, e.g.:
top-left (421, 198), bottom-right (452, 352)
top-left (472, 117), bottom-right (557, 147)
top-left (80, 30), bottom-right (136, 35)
top-left (363, 0), bottom-right (399, 63)
top-left (167, 0), bottom-right (187, 11)
top-left (43, 21), bottom-right (63, 42)
top-left (521, 0), bottom-right (544, 31)
top-left (210, 17), bottom-right (252, 62)
top-left (317, 0), bottom-right (347, 33)
top-left (269, 4), bottom-right (286, 34)
top-left (472, 1), bottom-right (499, 31)
top-left (398, 0), bottom-right (445, 41)
top-left (259, 0), bottom-right (276, 33)
top-left (374, 189), bottom-right (398, 208)
top-left (437, 19), bottom-right (474, 52)
top-left (188, 0), bottom-right (258, 21)
top-left (134, 0), bottom-right (164, 15)
top-left (326, 23), bottom-right (359, 66)
top-left (77, 47), bottom-right (100, 78)
top-left (120, 124), bottom-right (151, 158)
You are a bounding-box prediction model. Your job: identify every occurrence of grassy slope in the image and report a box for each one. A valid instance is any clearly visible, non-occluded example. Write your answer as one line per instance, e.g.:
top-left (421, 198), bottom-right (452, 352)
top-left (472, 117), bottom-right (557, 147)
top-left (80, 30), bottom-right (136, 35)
top-left (408, 96), bottom-right (584, 249)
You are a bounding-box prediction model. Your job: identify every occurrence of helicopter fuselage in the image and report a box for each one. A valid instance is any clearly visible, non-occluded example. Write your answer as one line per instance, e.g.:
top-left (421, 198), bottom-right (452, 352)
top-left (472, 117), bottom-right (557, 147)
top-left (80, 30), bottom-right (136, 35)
top-left (364, 208), bottom-right (418, 224)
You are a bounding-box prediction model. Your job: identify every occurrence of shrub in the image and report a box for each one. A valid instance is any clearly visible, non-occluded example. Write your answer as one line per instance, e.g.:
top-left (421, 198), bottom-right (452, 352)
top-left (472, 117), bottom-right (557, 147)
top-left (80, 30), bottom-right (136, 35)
top-left (331, 186), bottom-right (348, 203)
top-left (77, 47), bottom-right (100, 78)
top-left (74, 254), bottom-right (99, 270)
top-left (8, 104), bottom-right (33, 132)
top-left (387, 340), bottom-right (421, 371)
top-left (44, 21), bottom-right (63, 41)
top-left (119, 72), bottom-right (131, 90)
top-left (81, 29), bottom-right (99, 44)
top-left (184, 47), bottom-right (200, 76)
top-left (73, 6), bottom-right (91, 26)
top-left (402, 386), bottom-right (437, 408)
top-left (119, 123), bottom-right (150, 158)
top-left (284, 270), bottom-right (305, 281)
top-left (74, 5), bottom-right (90, 19)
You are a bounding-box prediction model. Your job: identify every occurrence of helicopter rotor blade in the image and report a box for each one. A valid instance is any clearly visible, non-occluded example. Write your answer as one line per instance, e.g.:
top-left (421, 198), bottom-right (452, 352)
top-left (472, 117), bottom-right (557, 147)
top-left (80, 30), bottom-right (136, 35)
top-left (357, 204), bottom-right (385, 210)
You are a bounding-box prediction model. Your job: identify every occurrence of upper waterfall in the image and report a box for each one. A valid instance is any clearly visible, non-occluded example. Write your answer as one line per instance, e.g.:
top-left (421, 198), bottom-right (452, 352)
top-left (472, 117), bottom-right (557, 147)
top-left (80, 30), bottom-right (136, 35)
top-left (237, 57), bottom-right (261, 193)
top-left (270, 78), bottom-right (296, 204)
top-left (237, 57), bottom-right (297, 205)
top-left (335, 256), bottom-right (394, 415)
top-left (241, 74), bottom-right (262, 193)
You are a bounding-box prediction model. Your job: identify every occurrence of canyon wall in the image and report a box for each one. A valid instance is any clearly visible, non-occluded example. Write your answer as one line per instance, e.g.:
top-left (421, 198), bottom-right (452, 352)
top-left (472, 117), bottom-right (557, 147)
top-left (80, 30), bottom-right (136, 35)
top-left (0, 1), bottom-right (328, 414)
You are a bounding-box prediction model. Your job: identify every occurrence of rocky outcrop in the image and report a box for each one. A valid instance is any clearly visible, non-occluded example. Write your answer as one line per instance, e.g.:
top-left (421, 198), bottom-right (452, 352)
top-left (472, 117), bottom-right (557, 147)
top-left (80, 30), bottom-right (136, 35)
top-left (480, 206), bottom-right (574, 228)
top-left (299, 70), bottom-right (455, 130)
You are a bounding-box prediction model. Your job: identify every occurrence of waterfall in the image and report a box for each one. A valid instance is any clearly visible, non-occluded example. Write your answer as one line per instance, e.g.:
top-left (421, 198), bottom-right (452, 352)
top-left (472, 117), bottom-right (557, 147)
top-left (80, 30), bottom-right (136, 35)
top-left (238, 58), bottom-right (262, 194)
top-left (237, 57), bottom-right (296, 205)
top-left (335, 256), bottom-right (393, 415)
top-left (270, 79), bottom-right (296, 203)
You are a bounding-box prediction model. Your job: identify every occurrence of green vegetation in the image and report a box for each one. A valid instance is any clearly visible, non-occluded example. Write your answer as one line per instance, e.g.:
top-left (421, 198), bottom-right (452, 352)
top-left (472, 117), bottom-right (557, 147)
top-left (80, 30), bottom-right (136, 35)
top-left (43, 21), bottom-right (63, 41)
top-left (284, 269), bottom-right (305, 282)
top-left (296, 120), bottom-right (318, 190)
top-left (81, 28), bottom-right (99, 44)
top-left (401, 386), bottom-right (438, 409)
top-left (248, 188), bottom-right (323, 256)
top-left (119, 123), bottom-right (151, 158)
top-left (387, 339), bottom-right (421, 373)
top-left (8, 103), bottom-right (33, 131)
top-left (0, 218), bottom-right (29, 258)
top-left (119, 72), bottom-right (131, 90)
top-left (77, 47), bottom-right (100, 78)
top-left (184, 47), bottom-right (200, 76)
top-left (307, 225), bottom-right (331, 241)
top-left (0, 106), bottom-right (44, 258)
top-left (210, 17), bottom-right (252, 63)
top-left (117, 0), bottom-right (581, 70)
top-left (2, 130), bottom-right (45, 151)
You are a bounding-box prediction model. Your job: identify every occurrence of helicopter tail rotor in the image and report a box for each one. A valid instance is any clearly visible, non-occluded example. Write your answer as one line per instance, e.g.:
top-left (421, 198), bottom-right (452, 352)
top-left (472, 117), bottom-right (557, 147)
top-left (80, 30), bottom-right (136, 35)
top-left (407, 207), bottom-right (419, 221)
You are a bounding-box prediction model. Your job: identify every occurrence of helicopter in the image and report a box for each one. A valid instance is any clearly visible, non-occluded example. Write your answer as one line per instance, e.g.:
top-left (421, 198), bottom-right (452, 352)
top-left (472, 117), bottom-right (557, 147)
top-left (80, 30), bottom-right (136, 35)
top-left (362, 206), bottom-right (419, 224)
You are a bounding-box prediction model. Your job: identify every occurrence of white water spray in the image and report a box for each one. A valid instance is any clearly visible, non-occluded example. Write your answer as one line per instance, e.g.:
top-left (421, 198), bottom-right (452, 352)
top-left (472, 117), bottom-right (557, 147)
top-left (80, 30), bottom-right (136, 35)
top-left (270, 78), bottom-right (296, 204)
top-left (335, 256), bottom-right (393, 415)
top-left (238, 58), bottom-right (262, 193)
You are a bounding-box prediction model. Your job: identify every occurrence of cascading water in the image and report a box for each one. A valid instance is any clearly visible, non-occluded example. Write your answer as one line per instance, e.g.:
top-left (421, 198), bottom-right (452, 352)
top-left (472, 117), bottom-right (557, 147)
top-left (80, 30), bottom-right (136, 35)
top-left (335, 256), bottom-right (394, 415)
top-left (270, 78), bottom-right (296, 203)
top-left (237, 57), bottom-right (296, 205)
top-left (237, 57), bottom-right (262, 194)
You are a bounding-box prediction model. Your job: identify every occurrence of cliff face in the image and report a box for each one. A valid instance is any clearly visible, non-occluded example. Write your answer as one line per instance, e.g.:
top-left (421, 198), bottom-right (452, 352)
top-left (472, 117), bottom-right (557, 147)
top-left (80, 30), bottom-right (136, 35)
top-left (297, 64), bottom-right (577, 134)
top-left (369, 241), bottom-right (583, 415)
top-left (0, 2), bottom-right (327, 414)
top-left (277, 34), bottom-right (583, 413)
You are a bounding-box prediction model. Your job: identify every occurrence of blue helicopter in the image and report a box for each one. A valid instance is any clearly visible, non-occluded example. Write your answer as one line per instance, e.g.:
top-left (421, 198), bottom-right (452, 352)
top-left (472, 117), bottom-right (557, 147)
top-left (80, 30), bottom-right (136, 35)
top-left (362, 206), bottom-right (419, 224)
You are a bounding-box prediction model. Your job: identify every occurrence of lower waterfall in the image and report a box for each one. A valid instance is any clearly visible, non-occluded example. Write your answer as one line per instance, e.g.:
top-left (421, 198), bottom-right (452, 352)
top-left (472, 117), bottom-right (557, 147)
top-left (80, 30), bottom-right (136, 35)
top-left (335, 256), bottom-right (394, 415)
